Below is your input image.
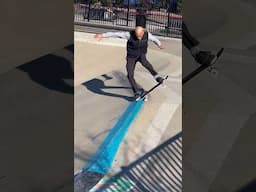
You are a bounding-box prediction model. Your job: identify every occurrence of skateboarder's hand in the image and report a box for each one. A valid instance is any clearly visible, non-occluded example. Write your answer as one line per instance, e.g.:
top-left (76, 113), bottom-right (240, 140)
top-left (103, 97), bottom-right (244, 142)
top-left (95, 34), bottom-right (103, 41)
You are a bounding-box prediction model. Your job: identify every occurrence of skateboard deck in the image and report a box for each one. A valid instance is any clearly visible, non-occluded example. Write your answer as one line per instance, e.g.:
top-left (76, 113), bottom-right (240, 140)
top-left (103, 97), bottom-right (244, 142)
top-left (183, 48), bottom-right (224, 84)
top-left (136, 75), bottom-right (169, 101)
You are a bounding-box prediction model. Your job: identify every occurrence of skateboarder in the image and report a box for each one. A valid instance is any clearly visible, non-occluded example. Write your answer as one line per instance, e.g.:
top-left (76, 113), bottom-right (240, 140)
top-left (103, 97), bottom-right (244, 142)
top-left (95, 25), bottom-right (165, 99)
top-left (183, 22), bottom-right (217, 65)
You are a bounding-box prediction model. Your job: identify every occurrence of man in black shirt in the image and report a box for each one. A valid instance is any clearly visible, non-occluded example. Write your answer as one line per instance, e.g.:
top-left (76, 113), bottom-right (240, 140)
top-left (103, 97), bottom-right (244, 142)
top-left (95, 26), bottom-right (164, 99)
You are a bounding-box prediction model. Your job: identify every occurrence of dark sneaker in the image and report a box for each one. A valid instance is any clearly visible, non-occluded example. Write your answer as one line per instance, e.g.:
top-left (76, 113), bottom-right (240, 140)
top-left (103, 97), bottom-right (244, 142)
top-left (194, 51), bottom-right (216, 66)
top-left (134, 88), bottom-right (145, 100)
top-left (134, 92), bottom-right (141, 100)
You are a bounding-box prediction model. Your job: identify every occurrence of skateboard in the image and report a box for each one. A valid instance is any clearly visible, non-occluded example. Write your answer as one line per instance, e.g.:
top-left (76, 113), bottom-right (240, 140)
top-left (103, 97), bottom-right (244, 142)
top-left (136, 75), bottom-right (169, 101)
top-left (183, 48), bottom-right (224, 84)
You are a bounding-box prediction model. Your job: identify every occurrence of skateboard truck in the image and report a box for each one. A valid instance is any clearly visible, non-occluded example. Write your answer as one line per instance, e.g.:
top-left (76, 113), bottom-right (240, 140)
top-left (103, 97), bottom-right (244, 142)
top-left (183, 48), bottom-right (224, 84)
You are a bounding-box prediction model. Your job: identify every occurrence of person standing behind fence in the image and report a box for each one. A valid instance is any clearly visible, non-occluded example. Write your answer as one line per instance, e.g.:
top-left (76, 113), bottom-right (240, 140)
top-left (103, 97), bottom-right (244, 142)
top-left (94, 17), bottom-right (165, 99)
top-left (104, 7), bottom-right (115, 20)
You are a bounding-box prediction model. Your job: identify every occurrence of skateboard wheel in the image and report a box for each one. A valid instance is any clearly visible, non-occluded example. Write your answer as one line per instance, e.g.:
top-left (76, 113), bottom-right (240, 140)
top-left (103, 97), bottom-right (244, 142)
top-left (210, 67), bottom-right (219, 76)
top-left (207, 67), bottom-right (218, 76)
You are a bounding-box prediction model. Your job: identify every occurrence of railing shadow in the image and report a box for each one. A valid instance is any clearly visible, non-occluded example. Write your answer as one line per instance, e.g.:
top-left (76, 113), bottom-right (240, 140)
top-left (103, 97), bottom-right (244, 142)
top-left (236, 180), bottom-right (256, 192)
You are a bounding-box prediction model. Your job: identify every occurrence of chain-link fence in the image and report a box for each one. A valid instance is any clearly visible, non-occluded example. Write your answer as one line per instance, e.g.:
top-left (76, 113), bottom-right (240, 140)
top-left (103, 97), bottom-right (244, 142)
top-left (74, 0), bottom-right (182, 38)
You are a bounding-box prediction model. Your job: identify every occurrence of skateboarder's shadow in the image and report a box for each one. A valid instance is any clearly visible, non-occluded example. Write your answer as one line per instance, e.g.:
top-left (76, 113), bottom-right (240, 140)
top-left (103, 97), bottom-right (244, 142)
top-left (83, 78), bottom-right (134, 101)
top-left (18, 46), bottom-right (74, 94)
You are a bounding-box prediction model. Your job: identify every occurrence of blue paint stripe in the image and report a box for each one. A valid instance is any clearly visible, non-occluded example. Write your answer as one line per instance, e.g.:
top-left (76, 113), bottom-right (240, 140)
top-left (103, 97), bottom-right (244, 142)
top-left (83, 100), bottom-right (144, 174)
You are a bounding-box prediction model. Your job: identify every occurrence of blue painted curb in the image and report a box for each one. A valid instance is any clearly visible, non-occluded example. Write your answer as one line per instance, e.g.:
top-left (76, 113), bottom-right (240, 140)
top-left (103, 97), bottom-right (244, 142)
top-left (83, 100), bottom-right (144, 174)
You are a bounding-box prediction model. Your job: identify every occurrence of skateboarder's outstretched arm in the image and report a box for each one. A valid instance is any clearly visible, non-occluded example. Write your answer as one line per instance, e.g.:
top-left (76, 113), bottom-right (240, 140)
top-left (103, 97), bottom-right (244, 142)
top-left (95, 31), bottom-right (164, 49)
top-left (148, 32), bottom-right (164, 49)
top-left (95, 31), bottom-right (130, 41)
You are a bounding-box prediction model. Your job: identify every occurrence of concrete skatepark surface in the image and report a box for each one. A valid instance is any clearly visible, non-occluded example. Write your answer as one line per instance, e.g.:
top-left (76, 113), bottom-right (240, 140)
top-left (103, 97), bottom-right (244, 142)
top-left (182, 0), bottom-right (256, 191)
top-left (1, 1), bottom-right (73, 75)
top-left (183, 0), bottom-right (256, 49)
top-left (74, 32), bottom-right (182, 175)
top-left (0, 48), bottom-right (74, 192)
top-left (183, 48), bottom-right (256, 191)
top-left (1, 0), bottom-right (256, 191)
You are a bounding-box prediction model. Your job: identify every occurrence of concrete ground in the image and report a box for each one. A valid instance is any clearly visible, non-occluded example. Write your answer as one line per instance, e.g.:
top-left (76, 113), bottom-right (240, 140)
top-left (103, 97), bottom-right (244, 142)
top-left (183, 47), bottom-right (256, 192)
top-left (0, 48), bottom-right (74, 192)
top-left (182, 0), bottom-right (256, 191)
top-left (1, 1), bottom-right (72, 75)
top-left (74, 31), bottom-right (182, 174)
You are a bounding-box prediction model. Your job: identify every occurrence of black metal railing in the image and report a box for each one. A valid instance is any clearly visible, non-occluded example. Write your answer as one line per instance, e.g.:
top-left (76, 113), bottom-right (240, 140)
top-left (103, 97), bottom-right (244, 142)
top-left (74, 0), bottom-right (182, 38)
top-left (96, 132), bottom-right (182, 192)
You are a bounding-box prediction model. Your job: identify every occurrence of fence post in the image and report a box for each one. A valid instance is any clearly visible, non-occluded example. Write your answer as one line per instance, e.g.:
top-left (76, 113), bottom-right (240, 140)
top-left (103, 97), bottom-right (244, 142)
top-left (167, 10), bottom-right (170, 36)
top-left (126, 0), bottom-right (130, 26)
top-left (87, 0), bottom-right (91, 22)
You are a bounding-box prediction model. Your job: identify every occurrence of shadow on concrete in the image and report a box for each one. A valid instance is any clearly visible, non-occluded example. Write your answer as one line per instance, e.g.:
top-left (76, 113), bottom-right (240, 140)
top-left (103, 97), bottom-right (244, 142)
top-left (102, 74), bottom-right (113, 80)
top-left (236, 180), bottom-right (256, 192)
top-left (65, 44), bottom-right (74, 53)
top-left (18, 47), bottom-right (74, 94)
top-left (75, 147), bottom-right (93, 163)
top-left (83, 78), bottom-right (134, 102)
top-left (90, 129), bottom-right (111, 142)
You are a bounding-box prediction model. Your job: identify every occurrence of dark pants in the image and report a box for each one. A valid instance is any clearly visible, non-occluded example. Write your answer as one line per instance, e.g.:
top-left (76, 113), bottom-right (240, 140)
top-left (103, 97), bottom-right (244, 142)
top-left (182, 22), bottom-right (200, 50)
top-left (126, 54), bottom-right (158, 94)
